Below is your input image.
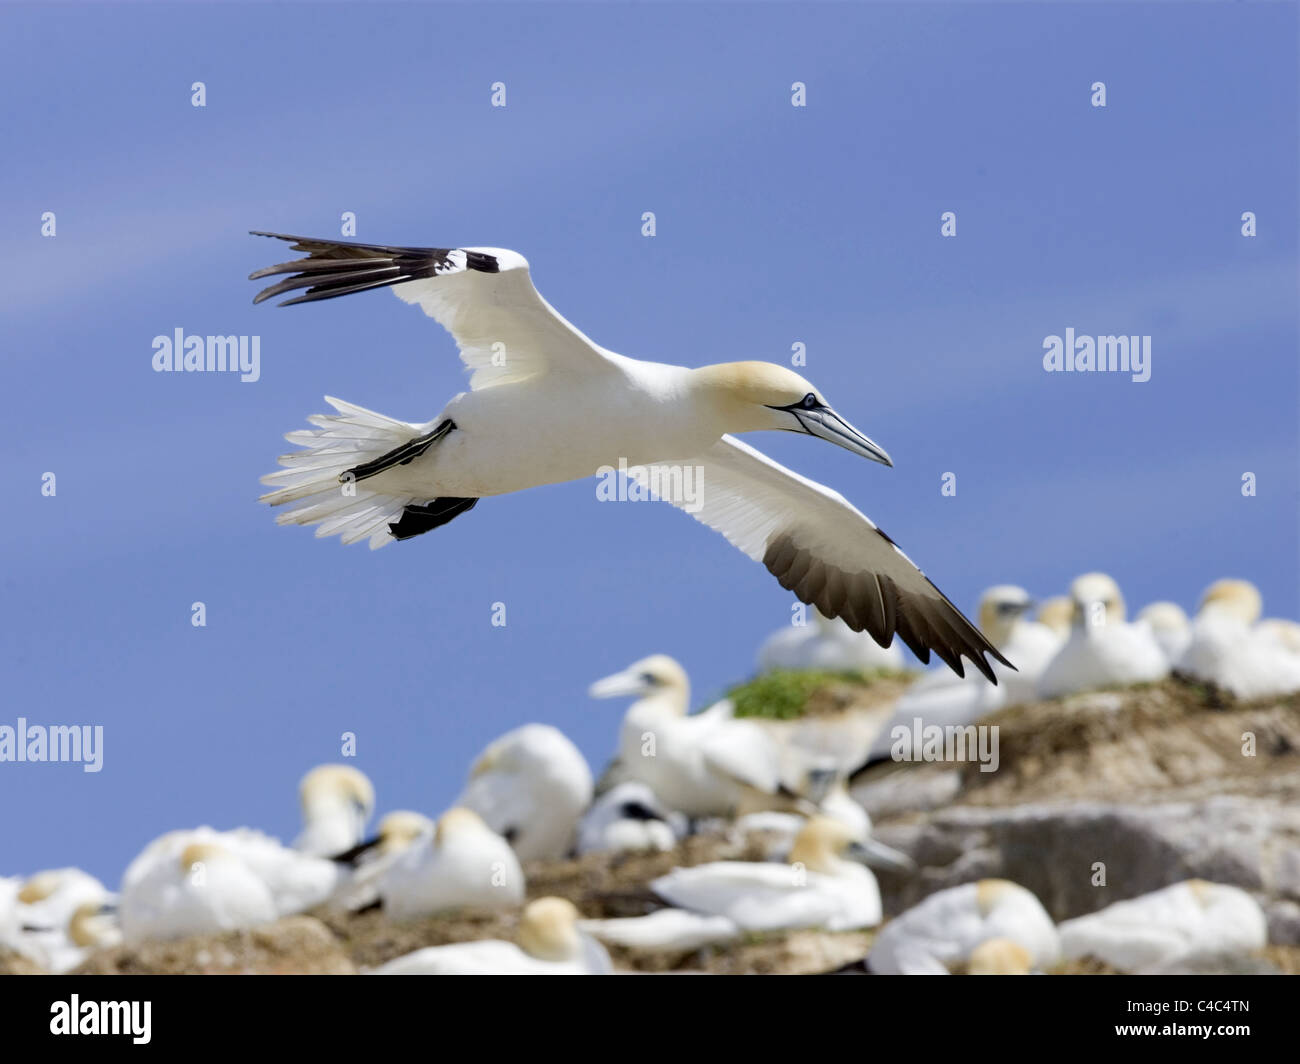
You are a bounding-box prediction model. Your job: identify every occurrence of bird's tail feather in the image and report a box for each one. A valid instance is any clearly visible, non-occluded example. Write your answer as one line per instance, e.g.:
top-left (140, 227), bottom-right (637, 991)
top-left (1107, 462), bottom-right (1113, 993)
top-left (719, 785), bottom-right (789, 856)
top-left (259, 396), bottom-right (420, 549)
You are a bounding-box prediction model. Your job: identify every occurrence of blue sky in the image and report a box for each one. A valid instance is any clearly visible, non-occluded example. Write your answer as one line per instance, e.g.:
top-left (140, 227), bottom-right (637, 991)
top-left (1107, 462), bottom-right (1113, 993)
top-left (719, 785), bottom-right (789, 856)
top-left (2, 2), bottom-right (1296, 883)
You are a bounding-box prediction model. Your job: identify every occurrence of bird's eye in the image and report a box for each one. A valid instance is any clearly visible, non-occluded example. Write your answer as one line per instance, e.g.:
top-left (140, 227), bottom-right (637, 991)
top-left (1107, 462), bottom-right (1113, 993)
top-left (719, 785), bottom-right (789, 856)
top-left (639, 671), bottom-right (659, 686)
top-left (801, 393), bottom-right (818, 409)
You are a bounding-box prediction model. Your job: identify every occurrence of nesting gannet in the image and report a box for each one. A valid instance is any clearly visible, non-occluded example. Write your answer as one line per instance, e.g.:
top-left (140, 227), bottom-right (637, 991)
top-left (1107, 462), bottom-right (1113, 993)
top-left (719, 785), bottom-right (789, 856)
top-left (1176, 580), bottom-right (1300, 699)
top-left (330, 810), bottom-right (434, 912)
top-left (377, 808), bottom-right (524, 921)
top-left (868, 879), bottom-right (1060, 975)
top-left (456, 724), bottom-right (593, 860)
top-left (1036, 573), bottom-right (1168, 698)
top-left (580, 908), bottom-right (742, 952)
top-left (756, 610), bottom-right (902, 673)
top-left (577, 782), bottom-right (684, 856)
top-left (120, 841), bottom-right (278, 942)
top-left (120, 826), bottom-right (340, 940)
top-left (371, 897), bottom-right (612, 975)
top-left (251, 233), bottom-right (1011, 684)
top-left (966, 937), bottom-right (1035, 975)
top-left (1058, 880), bottom-right (1267, 972)
top-left (865, 586), bottom-right (1060, 761)
top-left (8, 869), bottom-right (117, 972)
top-left (292, 763), bottom-right (376, 857)
top-left (589, 654), bottom-right (801, 819)
top-left (1135, 601), bottom-right (1192, 665)
top-left (651, 816), bottom-right (882, 932)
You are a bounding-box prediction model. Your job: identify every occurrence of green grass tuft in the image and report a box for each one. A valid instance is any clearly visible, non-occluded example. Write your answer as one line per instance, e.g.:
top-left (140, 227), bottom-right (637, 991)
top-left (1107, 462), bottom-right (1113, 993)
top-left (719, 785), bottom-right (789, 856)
top-left (723, 668), bottom-right (906, 721)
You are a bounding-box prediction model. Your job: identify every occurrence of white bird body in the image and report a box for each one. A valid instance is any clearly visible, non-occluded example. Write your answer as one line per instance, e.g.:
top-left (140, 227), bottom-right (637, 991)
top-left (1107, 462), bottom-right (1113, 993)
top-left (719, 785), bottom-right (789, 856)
top-left (1037, 573), bottom-right (1168, 698)
top-left (378, 808), bottom-right (524, 921)
top-left (593, 655), bottom-right (790, 818)
top-left (251, 233), bottom-right (1008, 683)
top-left (757, 612), bottom-right (902, 672)
top-left (292, 764), bottom-right (376, 857)
top-left (119, 827), bottom-right (340, 941)
top-left (1058, 880), bottom-right (1267, 972)
top-left (456, 724), bottom-right (593, 861)
top-left (580, 909), bottom-right (741, 951)
top-left (371, 896), bottom-right (610, 975)
top-left (120, 839), bottom-right (279, 942)
top-left (651, 817), bottom-right (882, 932)
top-left (868, 880), bottom-right (1060, 975)
top-left (1176, 581), bottom-right (1300, 699)
top-left (1135, 602), bottom-right (1192, 666)
top-left (577, 782), bottom-right (682, 856)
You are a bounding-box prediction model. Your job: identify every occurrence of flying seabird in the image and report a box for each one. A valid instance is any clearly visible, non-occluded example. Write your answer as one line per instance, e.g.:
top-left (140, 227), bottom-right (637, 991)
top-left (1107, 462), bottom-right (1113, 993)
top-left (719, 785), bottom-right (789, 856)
top-left (250, 233), bottom-right (1011, 683)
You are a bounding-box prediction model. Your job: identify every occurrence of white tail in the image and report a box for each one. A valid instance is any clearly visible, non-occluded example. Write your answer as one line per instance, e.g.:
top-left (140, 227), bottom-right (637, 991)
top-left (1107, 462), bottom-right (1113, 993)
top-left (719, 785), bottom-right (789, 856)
top-left (260, 397), bottom-right (420, 549)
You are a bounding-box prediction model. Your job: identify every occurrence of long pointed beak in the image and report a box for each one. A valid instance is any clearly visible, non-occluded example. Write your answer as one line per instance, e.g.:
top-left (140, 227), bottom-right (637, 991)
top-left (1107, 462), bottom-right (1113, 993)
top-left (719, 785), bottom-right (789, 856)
top-left (846, 837), bottom-right (916, 873)
top-left (798, 408), bottom-right (893, 467)
top-left (588, 669), bottom-right (647, 699)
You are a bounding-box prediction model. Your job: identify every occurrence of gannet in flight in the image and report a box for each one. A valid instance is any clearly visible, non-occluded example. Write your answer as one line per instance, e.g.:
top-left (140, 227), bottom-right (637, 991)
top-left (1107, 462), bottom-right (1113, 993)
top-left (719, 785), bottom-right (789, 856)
top-left (1036, 573), bottom-right (1168, 698)
top-left (292, 763), bottom-right (376, 857)
top-left (1176, 579), bottom-right (1300, 699)
top-left (867, 879), bottom-right (1060, 975)
top-left (251, 233), bottom-right (1010, 683)
top-left (371, 897), bottom-right (611, 975)
top-left (455, 723), bottom-right (594, 861)
top-left (1057, 880), bottom-right (1267, 972)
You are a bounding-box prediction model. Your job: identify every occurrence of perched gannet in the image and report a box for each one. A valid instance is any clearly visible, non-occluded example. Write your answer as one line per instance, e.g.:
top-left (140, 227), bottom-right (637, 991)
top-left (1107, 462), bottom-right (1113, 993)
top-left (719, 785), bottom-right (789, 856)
top-left (868, 879), bottom-right (1060, 975)
top-left (1136, 601), bottom-right (1192, 665)
top-left (251, 233), bottom-right (1010, 684)
top-left (589, 654), bottom-right (800, 818)
top-left (580, 908), bottom-right (741, 952)
top-left (1058, 880), bottom-right (1267, 972)
top-left (330, 810), bottom-right (434, 912)
top-left (866, 586), bottom-right (1060, 761)
top-left (1035, 596), bottom-right (1073, 638)
top-left (577, 782), bottom-right (684, 856)
top-left (31, 900), bottom-right (123, 974)
top-left (456, 724), bottom-right (593, 861)
top-left (651, 816), bottom-right (882, 932)
top-left (1036, 573), bottom-right (1168, 698)
top-left (377, 808), bottom-right (524, 921)
top-left (120, 826), bottom-right (340, 940)
top-left (736, 781), bottom-right (914, 872)
top-left (292, 763), bottom-right (376, 857)
top-left (1177, 580), bottom-right (1300, 699)
top-left (120, 841), bottom-right (278, 942)
top-left (13, 868), bottom-right (108, 932)
top-left (372, 897), bottom-right (611, 975)
top-left (756, 610), bottom-right (902, 673)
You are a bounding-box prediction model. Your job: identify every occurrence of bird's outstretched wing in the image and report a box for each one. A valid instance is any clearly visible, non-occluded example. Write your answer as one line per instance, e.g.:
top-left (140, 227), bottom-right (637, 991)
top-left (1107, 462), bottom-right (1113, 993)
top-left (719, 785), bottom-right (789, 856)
top-left (249, 231), bottom-right (615, 389)
top-left (639, 435), bottom-right (1013, 683)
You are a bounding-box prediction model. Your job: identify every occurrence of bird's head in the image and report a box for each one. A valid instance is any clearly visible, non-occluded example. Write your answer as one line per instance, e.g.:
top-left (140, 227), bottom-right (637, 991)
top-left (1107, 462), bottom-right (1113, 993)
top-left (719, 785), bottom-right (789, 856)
top-left (1068, 572), bottom-right (1126, 628)
top-left (977, 585), bottom-right (1035, 647)
top-left (693, 363), bottom-right (892, 466)
top-left (299, 763), bottom-right (376, 824)
top-left (588, 653), bottom-right (689, 708)
top-left (517, 896), bottom-right (582, 962)
top-left (1197, 579), bottom-right (1262, 624)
